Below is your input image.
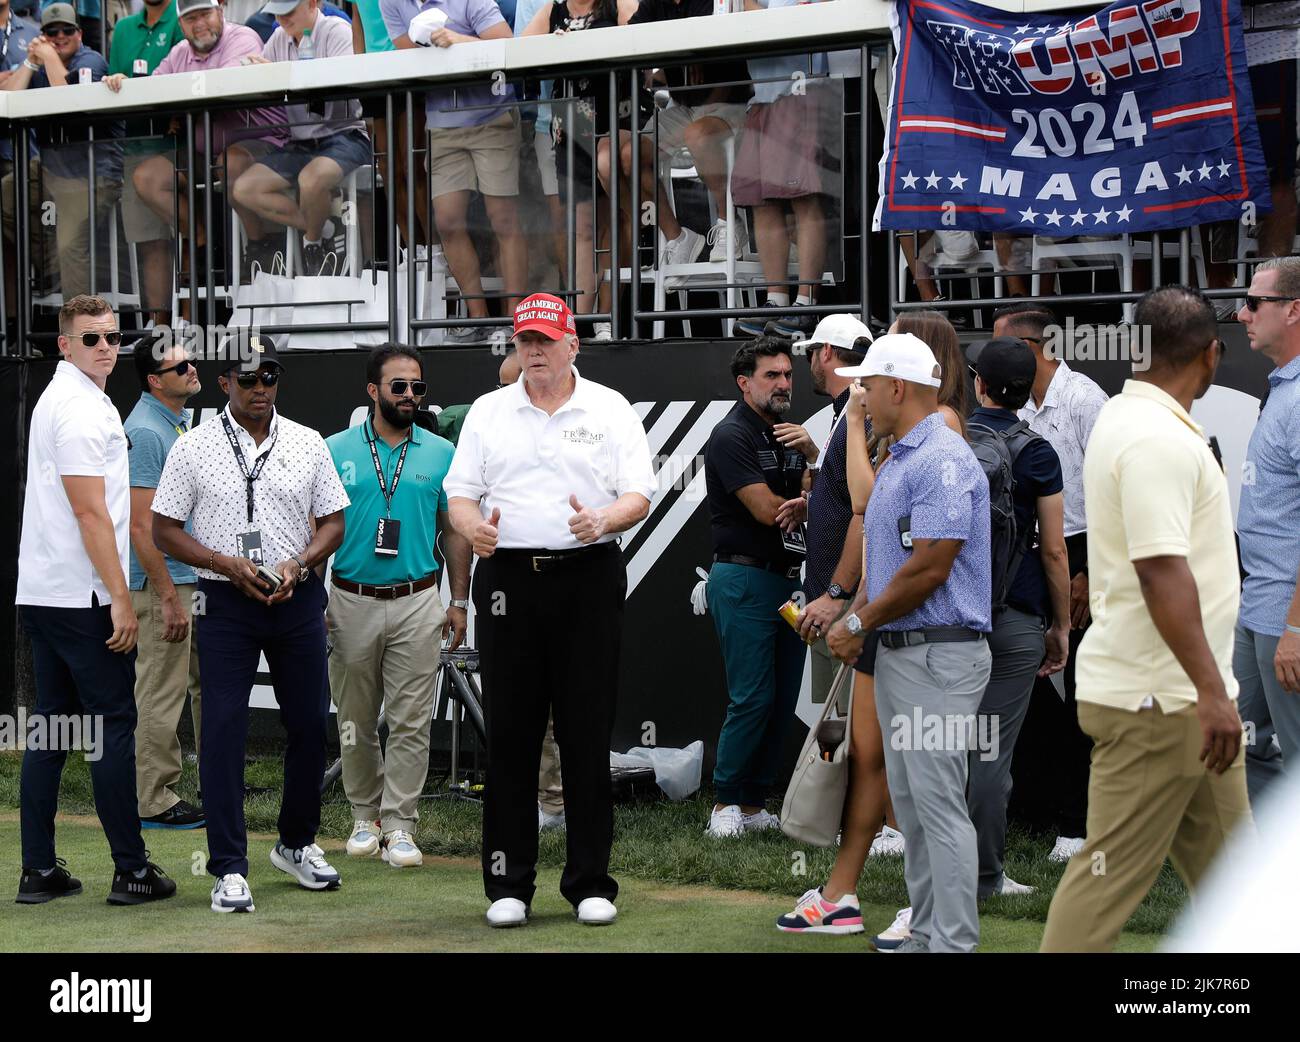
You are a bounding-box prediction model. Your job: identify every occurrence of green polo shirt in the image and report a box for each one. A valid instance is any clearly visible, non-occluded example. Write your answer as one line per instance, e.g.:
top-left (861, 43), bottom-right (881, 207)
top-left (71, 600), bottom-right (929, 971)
top-left (109, 3), bottom-right (185, 156)
top-left (326, 418), bottom-right (454, 586)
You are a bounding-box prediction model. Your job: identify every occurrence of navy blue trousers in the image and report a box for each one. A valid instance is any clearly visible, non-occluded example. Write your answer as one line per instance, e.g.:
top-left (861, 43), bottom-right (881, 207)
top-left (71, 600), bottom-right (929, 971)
top-left (20, 603), bottom-right (147, 873)
top-left (195, 577), bottom-right (330, 878)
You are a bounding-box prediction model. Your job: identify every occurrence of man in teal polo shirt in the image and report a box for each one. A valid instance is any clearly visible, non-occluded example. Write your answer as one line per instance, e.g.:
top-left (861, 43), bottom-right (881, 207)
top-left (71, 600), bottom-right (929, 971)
top-left (125, 332), bottom-right (205, 829)
top-left (326, 343), bottom-right (471, 868)
top-left (105, 0), bottom-right (184, 326)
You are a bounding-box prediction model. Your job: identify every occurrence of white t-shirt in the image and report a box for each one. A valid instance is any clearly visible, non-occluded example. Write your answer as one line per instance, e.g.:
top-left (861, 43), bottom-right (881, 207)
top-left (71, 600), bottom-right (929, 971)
top-left (444, 367), bottom-right (656, 550)
top-left (17, 361), bottom-right (131, 608)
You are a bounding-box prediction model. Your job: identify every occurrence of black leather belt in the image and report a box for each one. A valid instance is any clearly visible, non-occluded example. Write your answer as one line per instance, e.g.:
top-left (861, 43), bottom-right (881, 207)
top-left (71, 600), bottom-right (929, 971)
top-left (713, 553), bottom-right (801, 580)
top-left (332, 572), bottom-right (438, 600)
top-left (496, 545), bottom-right (612, 573)
top-left (878, 627), bottom-right (985, 649)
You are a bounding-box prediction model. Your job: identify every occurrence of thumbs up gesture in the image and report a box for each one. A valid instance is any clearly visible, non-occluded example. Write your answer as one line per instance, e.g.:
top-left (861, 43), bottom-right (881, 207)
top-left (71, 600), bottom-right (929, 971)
top-left (567, 494), bottom-right (608, 544)
top-left (473, 506), bottom-right (501, 559)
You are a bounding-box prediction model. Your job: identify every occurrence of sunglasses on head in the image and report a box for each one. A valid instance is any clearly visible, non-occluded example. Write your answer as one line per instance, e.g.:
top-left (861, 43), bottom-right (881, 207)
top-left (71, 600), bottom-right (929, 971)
top-left (45, 25), bottom-right (78, 37)
top-left (76, 330), bottom-right (122, 347)
top-left (232, 369), bottom-right (280, 388)
top-left (386, 379), bottom-right (427, 397)
top-left (1244, 294), bottom-right (1299, 312)
top-left (156, 359), bottom-right (193, 377)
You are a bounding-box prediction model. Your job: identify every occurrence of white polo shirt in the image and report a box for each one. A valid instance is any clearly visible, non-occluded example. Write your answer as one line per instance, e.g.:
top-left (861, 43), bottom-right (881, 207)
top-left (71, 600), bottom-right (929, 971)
top-left (17, 361), bottom-right (131, 608)
top-left (444, 367), bottom-right (656, 550)
top-left (151, 405), bottom-right (351, 580)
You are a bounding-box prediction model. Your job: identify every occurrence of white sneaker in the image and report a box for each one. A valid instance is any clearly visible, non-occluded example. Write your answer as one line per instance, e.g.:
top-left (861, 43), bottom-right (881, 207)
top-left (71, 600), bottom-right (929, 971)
top-left (486, 897), bottom-right (529, 928)
top-left (538, 803), bottom-right (567, 832)
top-left (211, 873), bottom-right (255, 914)
top-left (576, 897), bottom-right (618, 925)
top-left (662, 227), bottom-right (706, 290)
top-left (590, 322), bottom-right (613, 342)
top-left (869, 824), bottom-right (905, 858)
top-left (706, 804), bottom-right (746, 838)
top-left (269, 842), bottom-right (341, 891)
top-left (996, 875), bottom-right (1036, 896)
top-left (741, 808), bottom-right (781, 832)
top-left (871, 906), bottom-right (913, 952)
top-left (346, 819), bottom-right (381, 858)
top-left (707, 219), bottom-right (749, 263)
top-left (1049, 835), bottom-right (1085, 863)
top-left (380, 829), bottom-right (423, 868)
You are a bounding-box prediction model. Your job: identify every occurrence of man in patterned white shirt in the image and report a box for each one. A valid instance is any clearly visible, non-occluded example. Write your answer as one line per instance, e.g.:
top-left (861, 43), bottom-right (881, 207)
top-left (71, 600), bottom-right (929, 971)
top-left (151, 334), bottom-right (350, 914)
top-left (994, 302), bottom-right (1108, 864)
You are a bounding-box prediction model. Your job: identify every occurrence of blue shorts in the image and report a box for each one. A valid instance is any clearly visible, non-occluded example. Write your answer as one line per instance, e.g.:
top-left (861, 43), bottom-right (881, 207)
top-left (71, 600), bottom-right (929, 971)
top-left (258, 129), bottom-right (372, 183)
top-left (854, 630), bottom-right (879, 677)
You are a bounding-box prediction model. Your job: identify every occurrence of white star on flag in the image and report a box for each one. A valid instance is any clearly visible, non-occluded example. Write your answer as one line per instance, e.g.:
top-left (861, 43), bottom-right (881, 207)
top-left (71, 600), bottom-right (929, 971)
top-left (1070, 209), bottom-right (1087, 226)
top-left (924, 171), bottom-right (942, 189)
top-left (1093, 207), bottom-right (1111, 224)
top-left (1056, 22), bottom-right (1072, 33)
top-left (948, 172), bottom-right (968, 190)
top-left (1217, 160), bottom-right (1231, 178)
top-left (901, 171), bottom-right (919, 189)
top-left (1175, 166), bottom-right (1193, 184)
top-left (1045, 209), bottom-right (1064, 227)
top-left (1019, 207), bottom-right (1039, 223)
top-left (1014, 24), bottom-right (1031, 34)
top-left (1198, 162), bottom-right (1212, 181)
top-left (1116, 205), bottom-right (1133, 222)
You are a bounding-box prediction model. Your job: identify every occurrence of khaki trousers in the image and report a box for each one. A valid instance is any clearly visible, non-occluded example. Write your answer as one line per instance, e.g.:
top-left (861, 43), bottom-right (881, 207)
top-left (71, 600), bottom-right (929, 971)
top-left (131, 582), bottom-right (202, 818)
top-left (327, 583), bottom-right (445, 833)
top-left (1041, 701), bottom-right (1253, 952)
top-left (42, 171), bottom-right (122, 301)
top-left (538, 714), bottom-right (564, 815)
top-left (809, 600), bottom-right (853, 709)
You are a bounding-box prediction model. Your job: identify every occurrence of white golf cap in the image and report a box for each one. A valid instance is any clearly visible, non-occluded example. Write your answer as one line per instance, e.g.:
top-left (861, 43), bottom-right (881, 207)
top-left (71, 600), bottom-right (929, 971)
top-left (792, 313), bottom-right (873, 352)
top-left (835, 332), bottom-right (943, 388)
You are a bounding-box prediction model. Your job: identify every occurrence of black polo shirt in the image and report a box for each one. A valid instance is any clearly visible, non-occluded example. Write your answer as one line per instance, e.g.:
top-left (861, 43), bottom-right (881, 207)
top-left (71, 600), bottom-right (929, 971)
top-left (628, 0), bottom-right (752, 108)
top-left (804, 388), bottom-right (870, 601)
top-left (704, 401), bottom-right (807, 566)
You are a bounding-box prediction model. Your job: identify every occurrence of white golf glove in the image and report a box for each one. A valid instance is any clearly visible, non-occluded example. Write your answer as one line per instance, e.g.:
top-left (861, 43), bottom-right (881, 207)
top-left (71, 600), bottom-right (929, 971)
top-left (690, 566), bottom-right (709, 616)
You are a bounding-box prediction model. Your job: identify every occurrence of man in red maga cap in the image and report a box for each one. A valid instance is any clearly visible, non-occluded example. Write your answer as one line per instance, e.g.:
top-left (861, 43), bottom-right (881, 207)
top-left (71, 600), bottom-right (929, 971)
top-left (445, 293), bottom-right (656, 928)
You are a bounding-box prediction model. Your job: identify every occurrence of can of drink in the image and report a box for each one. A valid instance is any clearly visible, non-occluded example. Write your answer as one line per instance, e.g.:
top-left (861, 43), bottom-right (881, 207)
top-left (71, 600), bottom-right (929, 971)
top-left (778, 600), bottom-right (815, 643)
top-left (78, 67), bottom-right (93, 85)
top-left (133, 59), bottom-right (148, 77)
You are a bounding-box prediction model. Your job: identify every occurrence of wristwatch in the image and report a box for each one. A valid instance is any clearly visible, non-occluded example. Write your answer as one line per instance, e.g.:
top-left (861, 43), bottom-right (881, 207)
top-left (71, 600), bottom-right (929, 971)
top-left (844, 613), bottom-right (863, 635)
top-left (826, 583), bottom-right (851, 601)
top-left (450, 599), bottom-right (469, 610)
top-left (290, 554), bottom-right (308, 578)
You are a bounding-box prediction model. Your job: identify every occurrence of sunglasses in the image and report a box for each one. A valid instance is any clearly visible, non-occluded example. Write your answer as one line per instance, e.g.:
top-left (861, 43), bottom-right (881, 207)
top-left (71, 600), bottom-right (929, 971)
top-left (386, 379), bottom-right (427, 397)
top-left (75, 330), bottom-right (122, 347)
top-left (156, 360), bottom-right (193, 377)
top-left (44, 26), bottom-right (78, 37)
top-left (1243, 294), bottom-right (1299, 312)
top-left (232, 369), bottom-right (280, 388)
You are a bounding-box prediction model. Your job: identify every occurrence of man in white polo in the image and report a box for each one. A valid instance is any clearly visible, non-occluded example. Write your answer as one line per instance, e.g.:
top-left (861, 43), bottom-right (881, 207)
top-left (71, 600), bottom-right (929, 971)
top-left (446, 292), bottom-right (655, 928)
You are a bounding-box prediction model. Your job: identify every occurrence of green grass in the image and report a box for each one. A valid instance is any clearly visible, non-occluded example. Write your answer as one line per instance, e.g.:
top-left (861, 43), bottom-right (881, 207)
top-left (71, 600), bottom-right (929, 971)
top-left (0, 751), bottom-right (1174, 952)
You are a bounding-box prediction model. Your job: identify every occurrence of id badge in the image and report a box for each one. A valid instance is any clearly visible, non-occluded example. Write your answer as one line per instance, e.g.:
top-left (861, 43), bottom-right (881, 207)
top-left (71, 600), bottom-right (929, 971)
top-left (781, 522), bottom-right (807, 557)
top-left (236, 529), bottom-right (265, 566)
top-left (375, 517), bottom-right (401, 557)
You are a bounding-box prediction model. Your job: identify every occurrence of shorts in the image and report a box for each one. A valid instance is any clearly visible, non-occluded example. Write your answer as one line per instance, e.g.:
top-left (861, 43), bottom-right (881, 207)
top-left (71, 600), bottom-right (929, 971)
top-left (1250, 60), bottom-right (1297, 183)
top-left (121, 152), bottom-right (172, 243)
top-left (731, 89), bottom-right (828, 206)
top-left (643, 101), bottom-right (748, 153)
top-left (427, 110), bottom-right (521, 200)
top-left (258, 129), bottom-right (372, 183)
top-left (534, 129), bottom-right (558, 197)
top-left (854, 630), bottom-right (878, 677)
top-left (556, 130), bottom-right (600, 204)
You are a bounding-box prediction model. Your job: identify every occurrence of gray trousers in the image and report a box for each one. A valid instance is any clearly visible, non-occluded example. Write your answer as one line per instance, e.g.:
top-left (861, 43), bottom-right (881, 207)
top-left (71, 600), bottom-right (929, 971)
top-left (875, 637), bottom-right (992, 953)
top-left (966, 607), bottom-right (1045, 898)
top-left (1233, 624), bottom-right (1297, 807)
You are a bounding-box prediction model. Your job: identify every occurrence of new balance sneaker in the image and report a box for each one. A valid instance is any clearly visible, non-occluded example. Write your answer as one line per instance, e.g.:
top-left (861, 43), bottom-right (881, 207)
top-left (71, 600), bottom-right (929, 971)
top-left (486, 897), bottom-right (529, 927)
top-left (707, 219), bottom-right (750, 263)
top-left (741, 808), bottom-right (781, 833)
top-left (270, 842), bottom-right (341, 891)
top-left (380, 830), bottom-right (423, 868)
top-left (107, 860), bottom-right (177, 906)
top-left (576, 897), bottom-right (617, 925)
top-left (871, 906), bottom-right (913, 952)
top-left (1049, 835), bottom-right (1085, 863)
top-left (764, 313), bottom-right (818, 340)
top-left (735, 300), bottom-right (782, 337)
top-left (776, 887), bottom-right (865, 934)
top-left (589, 322), bottom-right (613, 342)
top-left (538, 804), bottom-right (567, 832)
top-left (141, 799), bottom-right (205, 830)
top-left (706, 804), bottom-right (745, 838)
top-left (869, 825), bottom-right (905, 858)
top-left (211, 873), bottom-right (255, 914)
top-left (995, 875), bottom-right (1036, 896)
top-left (346, 820), bottom-right (381, 858)
top-left (662, 227), bottom-right (706, 290)
top-left (15, 859), bottom-right (82, 905)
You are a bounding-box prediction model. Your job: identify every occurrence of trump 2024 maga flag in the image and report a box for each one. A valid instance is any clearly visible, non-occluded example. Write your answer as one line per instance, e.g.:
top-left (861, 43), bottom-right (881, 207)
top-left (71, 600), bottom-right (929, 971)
top-left (873, 0), bottom-right (1271, 234)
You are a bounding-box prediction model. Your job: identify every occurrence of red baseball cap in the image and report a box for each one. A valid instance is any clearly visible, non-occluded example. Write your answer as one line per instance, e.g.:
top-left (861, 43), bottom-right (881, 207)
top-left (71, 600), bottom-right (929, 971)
top-left (513, 293), bottom-right (576, 339)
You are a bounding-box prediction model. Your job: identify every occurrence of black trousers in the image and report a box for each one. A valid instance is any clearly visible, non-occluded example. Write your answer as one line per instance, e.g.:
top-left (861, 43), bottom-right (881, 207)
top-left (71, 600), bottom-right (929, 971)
top-left (20, 602), bottom-right (146, 873)
top-left (195, 576), bottom-right (329, 878)
top-left (474, 542), bottom-right (626, 907)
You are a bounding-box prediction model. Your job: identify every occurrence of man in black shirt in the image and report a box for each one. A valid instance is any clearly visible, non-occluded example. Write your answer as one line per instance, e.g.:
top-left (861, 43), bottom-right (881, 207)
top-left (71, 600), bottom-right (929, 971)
top-left (703, 336), bottom-right (808, 837)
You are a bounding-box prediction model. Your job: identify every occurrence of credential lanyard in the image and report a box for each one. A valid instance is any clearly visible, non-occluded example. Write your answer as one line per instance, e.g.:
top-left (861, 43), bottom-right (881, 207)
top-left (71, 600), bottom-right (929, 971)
top-left (221, 412), bottom-right (277, 525)
top-left (365, 421), bottom-right (410, 518)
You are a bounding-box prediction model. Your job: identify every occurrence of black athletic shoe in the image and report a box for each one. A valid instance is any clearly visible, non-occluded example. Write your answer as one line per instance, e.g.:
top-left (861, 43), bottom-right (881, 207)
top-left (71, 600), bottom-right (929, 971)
top-left (142, 799), bottom-right (206, 830)
top-left (764, 313), bottom-right (818, 340)
top-left (107, 859), bottom-right (177, 906)
top-left (15, 859), bottom-right (82, 905)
